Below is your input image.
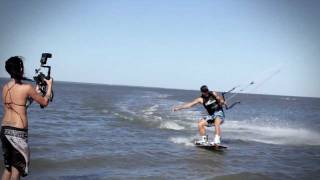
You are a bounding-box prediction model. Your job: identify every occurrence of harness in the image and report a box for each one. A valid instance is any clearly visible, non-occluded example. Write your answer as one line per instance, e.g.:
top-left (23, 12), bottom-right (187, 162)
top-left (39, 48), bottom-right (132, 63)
top-left (201, 91), bottom-right (223, 115)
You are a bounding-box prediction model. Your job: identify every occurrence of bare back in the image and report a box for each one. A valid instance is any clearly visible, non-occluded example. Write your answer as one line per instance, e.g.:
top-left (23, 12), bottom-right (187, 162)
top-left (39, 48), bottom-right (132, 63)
top-left (2, 81), bottom-right (29, 128)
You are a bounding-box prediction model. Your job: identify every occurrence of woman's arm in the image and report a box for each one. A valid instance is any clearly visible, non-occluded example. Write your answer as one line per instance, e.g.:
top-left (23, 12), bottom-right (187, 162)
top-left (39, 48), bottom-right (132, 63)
top-left (27, 78), bottom-right (53, 107)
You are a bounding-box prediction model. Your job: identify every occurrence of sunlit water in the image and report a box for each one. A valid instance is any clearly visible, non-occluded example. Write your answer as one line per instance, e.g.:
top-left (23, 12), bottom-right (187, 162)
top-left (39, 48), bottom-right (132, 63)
top-left (0, 79), bottom-right (319, 179)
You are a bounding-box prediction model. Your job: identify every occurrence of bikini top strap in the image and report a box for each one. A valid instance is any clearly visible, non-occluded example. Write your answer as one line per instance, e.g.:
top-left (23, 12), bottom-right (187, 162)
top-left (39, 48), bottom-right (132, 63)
top-left (4, 83), bottom-right (26, 107)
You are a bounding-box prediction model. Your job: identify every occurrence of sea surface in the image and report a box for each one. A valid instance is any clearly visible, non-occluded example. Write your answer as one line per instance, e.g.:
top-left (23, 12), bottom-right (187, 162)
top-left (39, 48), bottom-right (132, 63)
top-left (0, 78), bottom-right (320, 179)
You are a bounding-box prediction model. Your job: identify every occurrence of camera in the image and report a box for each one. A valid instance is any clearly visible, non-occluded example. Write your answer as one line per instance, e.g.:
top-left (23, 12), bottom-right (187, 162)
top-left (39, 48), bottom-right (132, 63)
top-left (33, 53), bottom-right (54, 108)
top-left (40, 53), bottom-right (52, 65)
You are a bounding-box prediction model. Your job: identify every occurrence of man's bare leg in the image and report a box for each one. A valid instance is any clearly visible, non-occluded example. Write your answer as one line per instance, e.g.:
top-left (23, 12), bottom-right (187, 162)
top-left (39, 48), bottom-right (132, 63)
top-left (214, 117), bottom-right (222, 144)
top-left (198, 119), bottom-right (208, 136)
top-left (214, 117), bottom-right (222, 136)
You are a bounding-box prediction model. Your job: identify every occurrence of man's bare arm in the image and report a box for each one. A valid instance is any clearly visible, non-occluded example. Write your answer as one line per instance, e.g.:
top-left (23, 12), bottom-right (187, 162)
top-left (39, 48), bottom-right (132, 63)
top-left (213, 91), bottom-right (225, 106)
top-left (173, 97), bottom-right (202, 112)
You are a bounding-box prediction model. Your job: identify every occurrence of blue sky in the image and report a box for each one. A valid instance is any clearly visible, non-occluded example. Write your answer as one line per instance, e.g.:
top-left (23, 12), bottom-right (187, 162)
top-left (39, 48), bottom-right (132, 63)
top-left (0, 0), bottom-right (319, 97)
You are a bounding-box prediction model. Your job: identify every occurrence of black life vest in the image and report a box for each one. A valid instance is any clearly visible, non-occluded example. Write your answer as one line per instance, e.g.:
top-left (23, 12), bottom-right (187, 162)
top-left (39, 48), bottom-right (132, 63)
top-left (201, 91), bottom-right (222, 115)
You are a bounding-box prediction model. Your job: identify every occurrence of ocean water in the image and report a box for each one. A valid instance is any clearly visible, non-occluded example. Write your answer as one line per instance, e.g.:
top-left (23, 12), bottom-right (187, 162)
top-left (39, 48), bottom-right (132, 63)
top-left (0, 78), bottom-right (320, 179)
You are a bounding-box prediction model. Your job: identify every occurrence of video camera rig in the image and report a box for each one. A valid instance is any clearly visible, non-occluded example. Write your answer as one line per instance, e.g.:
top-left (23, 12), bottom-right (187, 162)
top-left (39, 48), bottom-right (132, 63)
top-left (33, 53), bottom-right (54, 108)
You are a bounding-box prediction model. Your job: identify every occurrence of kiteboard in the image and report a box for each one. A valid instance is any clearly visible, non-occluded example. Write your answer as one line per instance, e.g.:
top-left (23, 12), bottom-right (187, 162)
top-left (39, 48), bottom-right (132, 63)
top-left (195, 141), bottom-right (228, 151)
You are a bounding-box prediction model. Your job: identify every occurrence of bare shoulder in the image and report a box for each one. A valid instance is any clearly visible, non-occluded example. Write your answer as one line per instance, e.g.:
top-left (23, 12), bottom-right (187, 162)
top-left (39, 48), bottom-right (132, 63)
top-left (21, 83), bottom-right (34, 93)
top-left (2, 82), bottom-right (10, 93)
top-left (2, 83), bottom-right (7, 91)
top-left (1, 83), bottom-right (7, 96)
top-left (21, 82), bottom-right (32, 88)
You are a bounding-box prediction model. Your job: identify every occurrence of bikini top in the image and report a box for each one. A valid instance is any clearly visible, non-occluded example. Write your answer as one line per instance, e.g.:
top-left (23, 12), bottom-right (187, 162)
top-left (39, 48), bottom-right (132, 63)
top-left (3, 83), bottom-right (27, 122)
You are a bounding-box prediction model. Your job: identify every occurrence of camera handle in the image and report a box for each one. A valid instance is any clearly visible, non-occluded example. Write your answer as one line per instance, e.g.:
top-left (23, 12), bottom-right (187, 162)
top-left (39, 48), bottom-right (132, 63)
top-left (39, 65), bottom-right (53, 109)
top-left (41, 65), bottom-right (51, 79)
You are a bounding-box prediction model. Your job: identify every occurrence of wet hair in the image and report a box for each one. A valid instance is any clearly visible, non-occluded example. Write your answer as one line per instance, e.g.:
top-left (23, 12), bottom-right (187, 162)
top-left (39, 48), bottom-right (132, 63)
top-left (200, 85), bottom-right (209, 93)
top-left (5, 56), bottom-right (24, 84)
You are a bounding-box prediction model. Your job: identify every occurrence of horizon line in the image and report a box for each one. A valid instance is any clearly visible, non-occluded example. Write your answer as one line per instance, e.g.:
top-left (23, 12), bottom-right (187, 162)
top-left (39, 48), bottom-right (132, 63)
top-left (0, 77), bottom-right (319, 99)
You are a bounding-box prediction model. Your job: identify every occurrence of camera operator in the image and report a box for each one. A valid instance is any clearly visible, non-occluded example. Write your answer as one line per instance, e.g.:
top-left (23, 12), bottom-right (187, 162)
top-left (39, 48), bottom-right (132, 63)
top-left (1, 56), bottom-right (53, 179)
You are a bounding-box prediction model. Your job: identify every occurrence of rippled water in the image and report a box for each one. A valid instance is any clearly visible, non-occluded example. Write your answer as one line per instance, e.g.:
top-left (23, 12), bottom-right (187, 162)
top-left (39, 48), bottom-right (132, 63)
top-left (0, 78), bottom-right (320, 179)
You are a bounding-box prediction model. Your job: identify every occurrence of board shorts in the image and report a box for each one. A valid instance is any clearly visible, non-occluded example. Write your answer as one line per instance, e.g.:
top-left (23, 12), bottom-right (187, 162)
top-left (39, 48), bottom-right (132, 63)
top-left (204, 110), bottom-right (225, 127)
top-left (0, 126), bottom-right (29, 177)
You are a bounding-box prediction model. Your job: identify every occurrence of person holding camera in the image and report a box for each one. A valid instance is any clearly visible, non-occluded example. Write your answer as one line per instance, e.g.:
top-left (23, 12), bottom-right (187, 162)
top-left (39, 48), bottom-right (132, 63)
top-left (1, 56), bottom-right (53, 179)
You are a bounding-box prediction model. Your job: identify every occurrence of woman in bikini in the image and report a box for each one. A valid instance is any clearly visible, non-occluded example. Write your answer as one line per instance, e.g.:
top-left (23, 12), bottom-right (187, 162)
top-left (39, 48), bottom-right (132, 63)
top-left (1, 56), bottom-right (53, 179)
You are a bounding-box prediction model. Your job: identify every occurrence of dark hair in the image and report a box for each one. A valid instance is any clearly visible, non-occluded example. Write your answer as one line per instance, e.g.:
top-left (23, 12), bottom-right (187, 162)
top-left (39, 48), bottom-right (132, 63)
top-left (200, 85), bottom-right (209, 93)
top-left (5, 56), bottom-right (24, 84)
